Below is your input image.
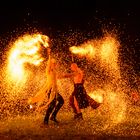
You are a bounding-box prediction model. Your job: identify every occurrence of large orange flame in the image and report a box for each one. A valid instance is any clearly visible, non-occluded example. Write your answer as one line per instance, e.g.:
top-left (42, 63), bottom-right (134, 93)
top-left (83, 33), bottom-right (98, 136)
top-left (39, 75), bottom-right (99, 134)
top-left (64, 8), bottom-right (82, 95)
top-left (6, 34), bottom-right (49, 83)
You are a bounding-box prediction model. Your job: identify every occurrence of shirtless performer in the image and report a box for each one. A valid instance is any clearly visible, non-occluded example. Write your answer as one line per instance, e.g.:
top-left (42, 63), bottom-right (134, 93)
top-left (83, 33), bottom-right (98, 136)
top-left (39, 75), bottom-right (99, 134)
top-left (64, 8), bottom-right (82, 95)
top-left (63, 63), bottom-right (89, 120)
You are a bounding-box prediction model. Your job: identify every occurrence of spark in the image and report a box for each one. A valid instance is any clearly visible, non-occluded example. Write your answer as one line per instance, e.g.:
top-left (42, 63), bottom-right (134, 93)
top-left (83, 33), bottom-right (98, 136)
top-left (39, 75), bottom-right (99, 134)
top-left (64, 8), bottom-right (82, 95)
top-left (29, 105), bottom-right (33, 109)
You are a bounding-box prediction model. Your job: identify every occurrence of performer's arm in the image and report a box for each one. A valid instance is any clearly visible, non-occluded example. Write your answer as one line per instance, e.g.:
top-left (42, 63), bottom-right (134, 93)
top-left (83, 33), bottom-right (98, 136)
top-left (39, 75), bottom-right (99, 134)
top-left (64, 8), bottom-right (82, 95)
top-left (36, 90), bottom-right (55, 112)
top-left (57, 72), bottom-right (76, 79)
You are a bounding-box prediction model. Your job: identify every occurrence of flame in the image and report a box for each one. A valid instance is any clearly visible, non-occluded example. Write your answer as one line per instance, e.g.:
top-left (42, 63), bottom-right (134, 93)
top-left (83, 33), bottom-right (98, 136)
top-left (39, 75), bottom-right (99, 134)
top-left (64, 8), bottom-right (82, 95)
top-left (7, 34), bottom-right (50, 83)
top-left (69, 35), bottom-right (119, 61)
top-left (88, 89), bottom-right (104, 103)
top-left (69, 43), bottom-right (96, 58)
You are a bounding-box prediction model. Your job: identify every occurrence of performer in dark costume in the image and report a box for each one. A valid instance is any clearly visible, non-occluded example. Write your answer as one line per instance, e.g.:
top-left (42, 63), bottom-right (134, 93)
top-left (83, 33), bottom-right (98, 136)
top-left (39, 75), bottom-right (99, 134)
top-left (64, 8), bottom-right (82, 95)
top-left (63, 63), bottom-right (89, 120)
top-left (63, 63), bottom-right (101, 120)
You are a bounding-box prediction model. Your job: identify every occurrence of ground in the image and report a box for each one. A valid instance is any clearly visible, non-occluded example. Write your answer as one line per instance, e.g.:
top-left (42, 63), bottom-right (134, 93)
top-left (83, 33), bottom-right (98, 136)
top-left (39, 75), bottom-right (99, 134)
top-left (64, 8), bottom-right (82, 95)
top-left (0, 105), bottom-right (140, 140)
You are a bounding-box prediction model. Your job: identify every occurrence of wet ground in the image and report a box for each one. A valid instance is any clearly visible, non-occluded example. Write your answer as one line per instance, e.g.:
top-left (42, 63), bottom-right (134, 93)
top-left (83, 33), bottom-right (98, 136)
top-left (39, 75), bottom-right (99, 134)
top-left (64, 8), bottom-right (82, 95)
top-left (0, 105), bottom-right (140, 140)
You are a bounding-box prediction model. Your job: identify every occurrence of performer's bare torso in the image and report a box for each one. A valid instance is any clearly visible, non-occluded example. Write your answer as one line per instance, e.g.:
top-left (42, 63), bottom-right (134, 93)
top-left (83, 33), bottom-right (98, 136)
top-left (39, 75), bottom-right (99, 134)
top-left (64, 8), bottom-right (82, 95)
top-left (73, 68), bottom-right (83, 84)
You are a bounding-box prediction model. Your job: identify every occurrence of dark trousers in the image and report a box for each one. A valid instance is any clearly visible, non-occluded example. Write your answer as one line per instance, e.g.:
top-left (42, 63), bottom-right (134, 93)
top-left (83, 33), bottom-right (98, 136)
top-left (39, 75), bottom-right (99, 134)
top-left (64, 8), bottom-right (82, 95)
top-left (69, 84), bottom-right (89, 114)
top-left (44, 93), bottom-right (64, 124)
top-left (69, 95), bottom-right (77, 114)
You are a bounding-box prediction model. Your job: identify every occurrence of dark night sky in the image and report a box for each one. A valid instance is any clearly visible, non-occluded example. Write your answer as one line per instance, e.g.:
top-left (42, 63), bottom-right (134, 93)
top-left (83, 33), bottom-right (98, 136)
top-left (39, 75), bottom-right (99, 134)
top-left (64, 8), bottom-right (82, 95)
top-left (0, 1), bottom-right (139, 37)
top-left (0, 0), bottom-right (140, 76)
top-left (0, 1), bottom-right (140, 33)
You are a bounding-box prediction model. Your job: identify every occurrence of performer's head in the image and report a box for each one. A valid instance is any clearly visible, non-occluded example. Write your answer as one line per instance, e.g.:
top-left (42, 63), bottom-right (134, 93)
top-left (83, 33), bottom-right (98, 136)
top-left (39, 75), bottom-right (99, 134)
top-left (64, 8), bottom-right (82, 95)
top-left (71, 63), bottom-right (78, 71)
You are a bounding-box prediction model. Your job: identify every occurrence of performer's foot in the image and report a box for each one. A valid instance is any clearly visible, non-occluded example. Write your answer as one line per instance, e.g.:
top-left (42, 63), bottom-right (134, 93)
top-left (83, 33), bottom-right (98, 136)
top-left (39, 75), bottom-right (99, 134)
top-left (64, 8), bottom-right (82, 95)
top-left (50, 117), bottom-right (59, 124)
top-left (40, 122), bottom-right (48, 128)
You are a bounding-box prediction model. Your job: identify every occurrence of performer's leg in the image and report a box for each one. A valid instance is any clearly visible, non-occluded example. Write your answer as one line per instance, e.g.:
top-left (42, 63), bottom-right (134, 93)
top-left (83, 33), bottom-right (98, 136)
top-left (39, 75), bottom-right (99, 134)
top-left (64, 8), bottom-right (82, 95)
top-left (50, 93), bottom-right (64, 122)
top-left (74, 96), bottom-right (83, 120)
top-left (44, 98), bottom-right (56, 125)
top-left (74, 96), bottom-right (81, 113)
top-left (69, 95), bottom-right (77, 114)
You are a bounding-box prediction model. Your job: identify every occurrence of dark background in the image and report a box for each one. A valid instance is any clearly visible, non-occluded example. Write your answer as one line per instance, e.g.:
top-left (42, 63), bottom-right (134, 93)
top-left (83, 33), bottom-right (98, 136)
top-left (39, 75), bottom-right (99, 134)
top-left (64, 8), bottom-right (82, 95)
top-left (0, 0), bottom-right (140, 82)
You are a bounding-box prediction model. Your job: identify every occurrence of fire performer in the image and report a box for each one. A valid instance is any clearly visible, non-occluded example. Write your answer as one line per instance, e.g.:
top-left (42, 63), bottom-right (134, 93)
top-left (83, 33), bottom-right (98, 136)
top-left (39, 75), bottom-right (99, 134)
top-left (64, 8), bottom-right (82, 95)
top-left (28, 48), bottom-right (64, 125)
top-left (63, 63), bottom-right (101, 120)
top-left (63, 63), bottom-right (89, 120)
